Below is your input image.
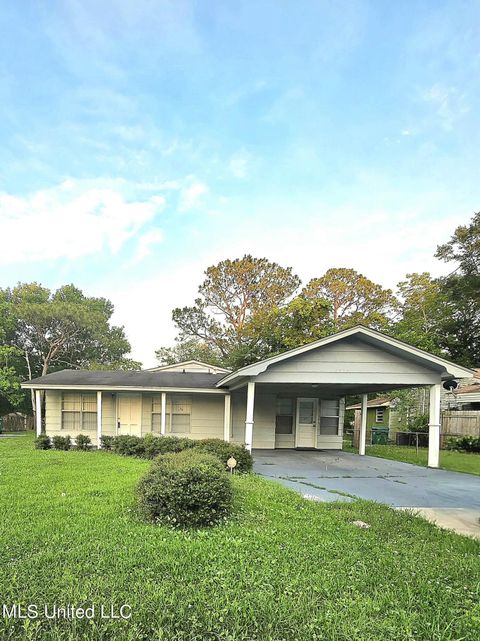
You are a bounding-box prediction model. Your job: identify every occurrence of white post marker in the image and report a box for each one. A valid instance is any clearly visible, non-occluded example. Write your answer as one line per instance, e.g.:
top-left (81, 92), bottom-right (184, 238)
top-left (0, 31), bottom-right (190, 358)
top-left (428, 383), bottom-right (441, 468)
top-left (161, 392), bottom-right (167, 435)
top-left (359, 393), bottom-right (367, 456)
top-left (245, 380), bottom-right (255, 452)
top-left (223, 394), bottom-right (231, 442)
top-left (35, 389), bottom-right (42, 436)
top-left (97, 391), bottom-right (102, 448)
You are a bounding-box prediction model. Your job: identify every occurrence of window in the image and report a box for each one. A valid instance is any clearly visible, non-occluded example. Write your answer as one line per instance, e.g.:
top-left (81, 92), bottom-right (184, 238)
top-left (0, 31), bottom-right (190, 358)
top-left (319, 399), bottom-right (340, 435)
top-left (276, 398), bottom-right (294, 434)
top-left (375, 408), bottom-right (385, 423)
top-left (169, 396), bottom-right (192, 433)
top-left (151, 395), bottom-right (162, 433)
top-left (62, 393), bottom-right (97, 430)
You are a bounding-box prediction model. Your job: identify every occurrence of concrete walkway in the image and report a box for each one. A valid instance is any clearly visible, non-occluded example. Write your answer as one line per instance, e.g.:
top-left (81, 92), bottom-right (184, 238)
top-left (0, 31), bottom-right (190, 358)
top-left (254, 449), bottom-right (480, 538)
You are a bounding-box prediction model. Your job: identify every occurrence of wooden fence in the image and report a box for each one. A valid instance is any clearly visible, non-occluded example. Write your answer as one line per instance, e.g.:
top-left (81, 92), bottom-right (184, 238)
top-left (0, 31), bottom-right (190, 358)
top-left (0, 414), bottom-right (34, 432)
top-left (441, 411), bottom-right (480, 438)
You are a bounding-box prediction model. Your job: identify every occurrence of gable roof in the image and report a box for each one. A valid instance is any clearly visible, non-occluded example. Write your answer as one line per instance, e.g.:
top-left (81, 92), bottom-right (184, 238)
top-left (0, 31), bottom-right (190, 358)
top-left (145, 360), bottom-right (230, 374)
top-left (216, 325), bottom-right (474, 387)
top-left (22, 369), bottom-right (226, 393)
top-left (346, 397), bottom-right (393, 410)
top-left (455, 383), bottom-right (480, 395)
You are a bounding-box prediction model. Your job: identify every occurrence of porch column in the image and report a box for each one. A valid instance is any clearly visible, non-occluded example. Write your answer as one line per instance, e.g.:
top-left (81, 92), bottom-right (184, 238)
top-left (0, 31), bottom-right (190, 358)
top-left (359, 393), bottom-right (367, 456)
top-left (35, 389), bottom-right (42, 436)
top-left (223, 394), bottom-right (231, 442)
top-left (97, 391), bottom-right (102, 447)
top-left (160, 392), bottom-right (167, 435)
top-left (428, 383), bottom-right (441, 468)
top-left (245, 380), bottom-right (255, 452)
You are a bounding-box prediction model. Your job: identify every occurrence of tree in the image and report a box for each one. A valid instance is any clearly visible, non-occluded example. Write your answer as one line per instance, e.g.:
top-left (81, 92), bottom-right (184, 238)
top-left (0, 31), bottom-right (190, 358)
top-left (0, 346), bottom-right (24, 415)
top-left (2, 282), bottom-right (140, 413)
top-left (392, 273), bottom-right (445, 354)
top-left (171, 255), bottom-right (301, 363)
top-left (155, 339), bottom-right (224, 367)
top-left (302, 268), bottom-right (397, 331)
top-left (435, 212), bottom-right (480, 367)
top-left (436, 212), bottom-right (480, 274)
top-left (248, 296), bottom-right (333, 356)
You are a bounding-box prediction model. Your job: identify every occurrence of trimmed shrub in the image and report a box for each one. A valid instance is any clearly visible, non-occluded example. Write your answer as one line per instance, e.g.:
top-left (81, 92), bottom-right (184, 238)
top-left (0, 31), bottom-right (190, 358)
top-left (137, 450), bottom-right (233, 528)
top-left (112, 435), bottom-right (146, 457)
top-left (143, 433), bottom-right (196, 459)
top-left (75, 434), bottom-right (91, 450)
top-left (445, 436), bottom-right (480, 453)
top-left (100, 435), bottom-right (115, 450)
top-left (52, 435), bottom-right (71, 451)
top-left (195, 438), bottom-right (253, 472)
top-left (35, 434), bottom-right (51, 450)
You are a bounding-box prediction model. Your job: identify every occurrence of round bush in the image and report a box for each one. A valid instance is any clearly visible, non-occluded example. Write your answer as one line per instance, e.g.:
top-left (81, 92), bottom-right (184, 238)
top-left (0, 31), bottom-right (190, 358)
top-left (194, 438), bottom-right (253, 472)
top-left (137, 450), bottom-right (233, 528)
top-left (75, 434), bottom-right (91, 450)
top-left (35, 434), bottom-right (51, 450)
top-left (52, 435), bottom-right (71, 451)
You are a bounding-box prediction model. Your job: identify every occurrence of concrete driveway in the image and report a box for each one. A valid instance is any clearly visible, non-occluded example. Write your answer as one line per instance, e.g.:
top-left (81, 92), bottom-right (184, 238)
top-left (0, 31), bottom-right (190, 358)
top-left (254, 449), bottom-right (480, 538)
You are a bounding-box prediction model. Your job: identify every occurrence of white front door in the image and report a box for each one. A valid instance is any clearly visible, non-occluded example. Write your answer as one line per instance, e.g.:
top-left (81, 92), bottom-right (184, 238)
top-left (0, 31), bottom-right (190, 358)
top-left (296, 398), bottom-right (318, 448)
top-left (117, 393), bottom-right (142, 436)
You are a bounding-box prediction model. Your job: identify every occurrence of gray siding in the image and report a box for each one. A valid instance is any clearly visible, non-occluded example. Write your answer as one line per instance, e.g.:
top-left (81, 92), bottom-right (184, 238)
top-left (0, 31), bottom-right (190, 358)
top-left (255, 337), bottom-right (440, 385)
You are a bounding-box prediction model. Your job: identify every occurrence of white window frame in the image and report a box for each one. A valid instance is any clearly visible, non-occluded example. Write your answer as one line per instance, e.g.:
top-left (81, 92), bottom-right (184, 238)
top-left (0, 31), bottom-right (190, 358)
top-left (61, 392), bottom-right (97, 431)
top-left (168, 395), bottom-right (192, 434)
top-left (375, 407), bottom-right (385, 423)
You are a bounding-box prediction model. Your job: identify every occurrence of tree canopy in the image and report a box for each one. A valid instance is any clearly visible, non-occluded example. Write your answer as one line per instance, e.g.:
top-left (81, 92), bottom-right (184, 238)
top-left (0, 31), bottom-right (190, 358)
top-left (0, 283), bottom-right (139, 414)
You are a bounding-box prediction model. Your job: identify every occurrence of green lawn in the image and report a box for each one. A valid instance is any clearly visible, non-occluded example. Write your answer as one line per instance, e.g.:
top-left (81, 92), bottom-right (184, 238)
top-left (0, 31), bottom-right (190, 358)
top-left (343, 441), bottom-right (480, 476)
top-left (1, 436), bottom-right (479, 641)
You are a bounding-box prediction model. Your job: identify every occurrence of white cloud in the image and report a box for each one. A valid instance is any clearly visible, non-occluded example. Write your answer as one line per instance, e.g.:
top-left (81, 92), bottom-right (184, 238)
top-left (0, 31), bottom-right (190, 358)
top-left (178, 179), bottom-right (209, 211)
top-left (228, 150), bottom-right (251, 178)
top-left (129, 228), bottom-right (164, 265)
top-left (422, 83), bottom-right (470, 131)
top-left (0, 179), bottom-right (165, 264)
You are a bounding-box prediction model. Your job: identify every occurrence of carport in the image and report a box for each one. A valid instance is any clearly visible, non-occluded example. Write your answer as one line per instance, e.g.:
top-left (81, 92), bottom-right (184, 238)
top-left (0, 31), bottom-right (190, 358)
top-left (217, 326), bottom-right (473, 468)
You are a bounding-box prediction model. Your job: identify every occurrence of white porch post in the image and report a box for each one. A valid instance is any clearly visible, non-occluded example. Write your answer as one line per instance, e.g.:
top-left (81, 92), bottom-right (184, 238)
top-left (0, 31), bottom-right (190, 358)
top-left (224, 394), bottom-right (231, 442)
top-left (97, 391), bottom-right (102, 447)
top-left (245, 380), bottom-right (255, 452)
top-left (35, 389), bottom-right (42, 436)
top-left (359, 393), bottom-right (367, 456)
top-left (161, 392), bottom-right (167, 435)
top-left (428, 383), bottom-right (441, 468)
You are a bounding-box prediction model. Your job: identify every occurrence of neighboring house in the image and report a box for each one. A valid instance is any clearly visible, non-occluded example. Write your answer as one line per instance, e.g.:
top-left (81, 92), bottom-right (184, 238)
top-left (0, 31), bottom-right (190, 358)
top-left (22, 326), bottom-right (473, 468)
top-left (346, 397), bottom-right (400, 432)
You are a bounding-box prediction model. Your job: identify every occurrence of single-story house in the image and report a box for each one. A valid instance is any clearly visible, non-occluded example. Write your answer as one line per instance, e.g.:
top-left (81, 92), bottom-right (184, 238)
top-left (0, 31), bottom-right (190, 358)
top-left (346, 397), bottom-right (395, 430)
top-left (22, 326), bottom-right (473, 468)
top-left (452, 381), bottom-right (480, 410)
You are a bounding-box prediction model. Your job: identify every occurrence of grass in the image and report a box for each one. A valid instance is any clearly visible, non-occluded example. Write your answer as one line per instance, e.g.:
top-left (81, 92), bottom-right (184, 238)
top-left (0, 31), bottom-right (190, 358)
top-left (343, 441), bottom-right (480, 476)
top-left (1, 435), bottom-right (479, 641)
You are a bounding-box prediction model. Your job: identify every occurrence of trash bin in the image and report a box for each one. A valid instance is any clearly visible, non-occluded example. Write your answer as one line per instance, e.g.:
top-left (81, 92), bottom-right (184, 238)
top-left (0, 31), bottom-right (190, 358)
top-left (371, 426), bottom-right (389, 445)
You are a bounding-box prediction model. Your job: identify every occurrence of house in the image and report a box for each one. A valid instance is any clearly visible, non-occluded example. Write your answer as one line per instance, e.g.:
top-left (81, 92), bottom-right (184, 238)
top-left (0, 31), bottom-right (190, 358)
top-left (22, 326), bottom-right (473, 468)
top-left (346, 397), bottom-right (399, 432)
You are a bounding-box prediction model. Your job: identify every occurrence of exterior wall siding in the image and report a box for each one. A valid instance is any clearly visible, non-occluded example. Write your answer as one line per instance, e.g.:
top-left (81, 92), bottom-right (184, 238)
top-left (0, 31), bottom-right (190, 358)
top-left (44, 389), bottom-right (344, 450)
top-left (255, 337), bottom-right (440, 386)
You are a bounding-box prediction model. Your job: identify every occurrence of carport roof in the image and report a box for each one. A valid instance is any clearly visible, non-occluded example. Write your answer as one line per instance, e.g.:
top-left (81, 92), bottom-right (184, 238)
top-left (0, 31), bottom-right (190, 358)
top-left (216, 325), bottom-right (474, 387)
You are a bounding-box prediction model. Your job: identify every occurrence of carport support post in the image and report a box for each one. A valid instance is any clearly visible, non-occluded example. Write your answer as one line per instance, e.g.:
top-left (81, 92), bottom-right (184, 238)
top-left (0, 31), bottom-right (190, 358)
top-left (35, 389), bottom-right (42, 436)
top-left (428, 383), bottom-right (441, 468)
top-left (97, 391), bottom-right (102, 447)
top-left (359, 393), bottom-right (367, 456)
top-left (245, 380), bottom-right (255, 452)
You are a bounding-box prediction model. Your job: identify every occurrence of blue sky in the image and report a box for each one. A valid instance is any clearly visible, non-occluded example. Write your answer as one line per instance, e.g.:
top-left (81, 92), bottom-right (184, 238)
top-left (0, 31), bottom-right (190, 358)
top-left (0, 0), bottom-right (479, 365)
